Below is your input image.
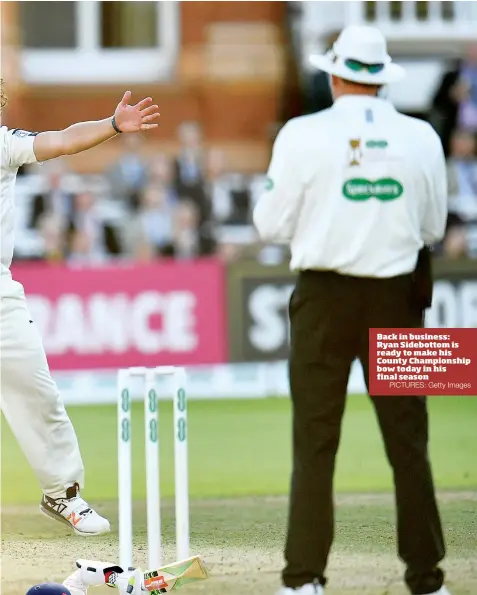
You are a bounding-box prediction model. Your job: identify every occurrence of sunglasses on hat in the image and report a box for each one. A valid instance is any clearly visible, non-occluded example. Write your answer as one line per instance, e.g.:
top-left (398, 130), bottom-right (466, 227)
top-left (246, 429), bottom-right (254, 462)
top-left (345, 58), bottom-right (385, 74)
top-left (328, 50), bottom-right (385, 75)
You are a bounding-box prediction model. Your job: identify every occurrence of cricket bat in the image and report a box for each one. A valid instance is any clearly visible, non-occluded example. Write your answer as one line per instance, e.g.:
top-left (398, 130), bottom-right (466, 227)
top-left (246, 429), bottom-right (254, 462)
top-left (104, 555), bottom-right (209, 593)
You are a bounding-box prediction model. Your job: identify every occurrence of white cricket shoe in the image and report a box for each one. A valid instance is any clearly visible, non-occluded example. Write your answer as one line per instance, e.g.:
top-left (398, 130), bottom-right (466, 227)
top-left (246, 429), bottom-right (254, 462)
top-left (40, 482), bottom-right (110, 536)
top-left (425, 587), bottom-right (452, 595)
top-left (276, 584), bottom-right (324, 595)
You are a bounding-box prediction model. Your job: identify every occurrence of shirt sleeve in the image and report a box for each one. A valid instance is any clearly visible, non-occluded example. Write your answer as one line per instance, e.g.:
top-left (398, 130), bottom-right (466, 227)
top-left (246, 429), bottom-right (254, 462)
top-left (252, 121), bottom-right (304, 243)
top-left (6, 129), bottom-right (39, 169)
top-left (420, 129), bottom-right (448, 245)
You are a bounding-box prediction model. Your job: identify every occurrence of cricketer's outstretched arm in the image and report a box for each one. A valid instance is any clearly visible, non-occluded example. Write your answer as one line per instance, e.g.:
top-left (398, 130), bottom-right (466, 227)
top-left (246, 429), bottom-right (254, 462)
top-left (33, 91), bottom-right (159, 162)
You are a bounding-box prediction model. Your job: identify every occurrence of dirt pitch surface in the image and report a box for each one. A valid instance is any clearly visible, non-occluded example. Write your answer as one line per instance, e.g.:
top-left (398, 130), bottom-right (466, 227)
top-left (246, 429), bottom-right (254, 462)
top-left (2, 493), bottom-right (476, 595)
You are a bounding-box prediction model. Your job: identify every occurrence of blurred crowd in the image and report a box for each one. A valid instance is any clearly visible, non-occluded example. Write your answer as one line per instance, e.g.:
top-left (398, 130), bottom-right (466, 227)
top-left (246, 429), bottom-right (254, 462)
top-left (14, 44), bottom-right (477, 264)
top-left (430, 43), bottom-right (477, 259)
top-left (15, 121), bottom-right (276, 266)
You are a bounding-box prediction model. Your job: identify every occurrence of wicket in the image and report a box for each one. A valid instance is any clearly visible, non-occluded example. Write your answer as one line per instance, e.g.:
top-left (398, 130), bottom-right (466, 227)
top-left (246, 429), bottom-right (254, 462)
top-left (117, 366), bottom-right (190, 571)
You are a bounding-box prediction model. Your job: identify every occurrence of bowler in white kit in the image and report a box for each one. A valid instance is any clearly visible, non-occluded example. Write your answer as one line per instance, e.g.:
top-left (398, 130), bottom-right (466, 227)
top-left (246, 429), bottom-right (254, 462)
top-left (0, 80), bottom-right (159, 535)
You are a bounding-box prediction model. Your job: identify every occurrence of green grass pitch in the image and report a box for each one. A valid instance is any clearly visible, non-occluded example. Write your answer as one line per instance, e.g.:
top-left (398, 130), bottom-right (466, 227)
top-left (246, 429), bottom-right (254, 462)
top-left (2, 395), bottom-right (476, 504)
top-left (2, 395), bottom-right (476, 595)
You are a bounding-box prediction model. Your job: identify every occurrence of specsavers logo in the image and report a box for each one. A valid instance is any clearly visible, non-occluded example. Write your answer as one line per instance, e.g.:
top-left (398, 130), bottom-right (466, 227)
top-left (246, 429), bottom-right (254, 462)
top-left (342, 178), bottom-right (403, 201)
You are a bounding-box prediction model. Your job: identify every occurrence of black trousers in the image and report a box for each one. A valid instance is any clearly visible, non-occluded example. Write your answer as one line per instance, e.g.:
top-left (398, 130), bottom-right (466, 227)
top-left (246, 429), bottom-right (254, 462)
top-left (283, 271), bottom-right (446, 595)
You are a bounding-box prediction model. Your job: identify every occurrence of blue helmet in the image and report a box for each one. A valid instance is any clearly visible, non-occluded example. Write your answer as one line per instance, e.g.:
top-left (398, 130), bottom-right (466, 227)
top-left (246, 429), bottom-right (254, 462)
top-left (26, 584), bottom-right (72, 595)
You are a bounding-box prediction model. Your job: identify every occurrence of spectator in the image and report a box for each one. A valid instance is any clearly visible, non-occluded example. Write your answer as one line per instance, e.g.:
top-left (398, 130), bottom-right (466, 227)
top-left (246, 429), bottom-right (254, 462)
top-left (106, 134), bottom-right (148, 204)
top-left (206, 148), bottom-right (251, 226)
top-left (38, 213), bottom-right (66, 261)
top-left (173, 121), bottom-right (205, 194)
top-left (441, 215), bottom-right (468, 259)
top-left (431, 42), bottom-right (477, 156)
top-left (29, 160), bottom-right (73, 229)
top-left (216, 242), bottom-right (243, 263)
top-left (226, 174), bottom-right (252, 225)
top-left (68, 229), bottom-right (105, 265)
top-left (124, 185), bottom-right (174, 260)
top-left (149, 153), bottom-right (174, 185)
top-left (67, 190), bottom-right (116, 261)
top-left (172, 200), bottom-right (201, 259)
top-left (171, 197), bottom-right (217, 259)
top-left (173, 121), bottom-right (211, 223)
top-left (148, 153), bottom-right (178, 205)
top-left (447, 129), bottom-right (477, 222)
top-left (206, 148), bottom-right (233, 223)
top-left (442, 130), bottom-right (477, 259)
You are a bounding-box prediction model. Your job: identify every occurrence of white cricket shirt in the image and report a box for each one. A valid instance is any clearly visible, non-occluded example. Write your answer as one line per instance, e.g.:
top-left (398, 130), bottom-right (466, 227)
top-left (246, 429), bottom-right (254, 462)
top-left (0, 126), bottom-right (39, 294)
top-left (253, 95), bottom-right (448, 278)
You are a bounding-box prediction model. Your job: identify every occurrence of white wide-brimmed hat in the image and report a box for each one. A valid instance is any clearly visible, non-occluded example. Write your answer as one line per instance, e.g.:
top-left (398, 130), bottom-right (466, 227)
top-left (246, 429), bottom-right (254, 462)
top-left (309, 25), bottom-right (405, 86)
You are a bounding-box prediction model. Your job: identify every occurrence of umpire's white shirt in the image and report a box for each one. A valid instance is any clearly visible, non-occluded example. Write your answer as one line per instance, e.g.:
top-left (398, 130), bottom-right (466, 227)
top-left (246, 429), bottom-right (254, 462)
top-left (253, 96), bottom-right (447, 278)
top-left (0, 126), bottom-right (38, 294)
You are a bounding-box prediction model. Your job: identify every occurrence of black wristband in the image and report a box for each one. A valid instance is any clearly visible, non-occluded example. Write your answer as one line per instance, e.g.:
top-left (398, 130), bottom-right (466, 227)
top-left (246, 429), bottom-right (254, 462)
top-left (111, 116), bottom-right (122, 134)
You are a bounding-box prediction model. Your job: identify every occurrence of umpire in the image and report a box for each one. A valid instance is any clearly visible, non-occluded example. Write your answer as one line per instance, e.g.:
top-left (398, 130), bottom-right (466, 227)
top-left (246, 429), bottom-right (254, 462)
top-left (253, 26), bottom-right (450, 595)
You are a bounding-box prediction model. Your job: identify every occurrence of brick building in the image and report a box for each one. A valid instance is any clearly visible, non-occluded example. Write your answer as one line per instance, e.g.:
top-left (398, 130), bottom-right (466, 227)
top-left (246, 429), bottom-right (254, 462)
top-left (1, 1), bottom-right (291, 174)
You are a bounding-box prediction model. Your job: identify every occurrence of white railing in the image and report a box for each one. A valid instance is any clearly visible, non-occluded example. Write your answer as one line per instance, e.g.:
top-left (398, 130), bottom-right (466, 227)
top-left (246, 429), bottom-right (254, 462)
top-left (345, 1), bottom-right (477, 40)
top-left (296, 0), bottom-right (475, 111)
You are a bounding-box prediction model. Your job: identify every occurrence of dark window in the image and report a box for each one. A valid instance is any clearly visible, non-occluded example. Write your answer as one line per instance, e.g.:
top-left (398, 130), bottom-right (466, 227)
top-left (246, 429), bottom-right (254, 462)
top-left (20, 1), bottom-right (77, 49)
top-left (101, 1), bottom-right (158, 48)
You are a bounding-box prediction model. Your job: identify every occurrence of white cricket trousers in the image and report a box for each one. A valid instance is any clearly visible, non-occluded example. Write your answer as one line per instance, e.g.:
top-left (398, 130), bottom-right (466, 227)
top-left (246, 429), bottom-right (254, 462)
top-left (0, 279), bottom-right (84, 498)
